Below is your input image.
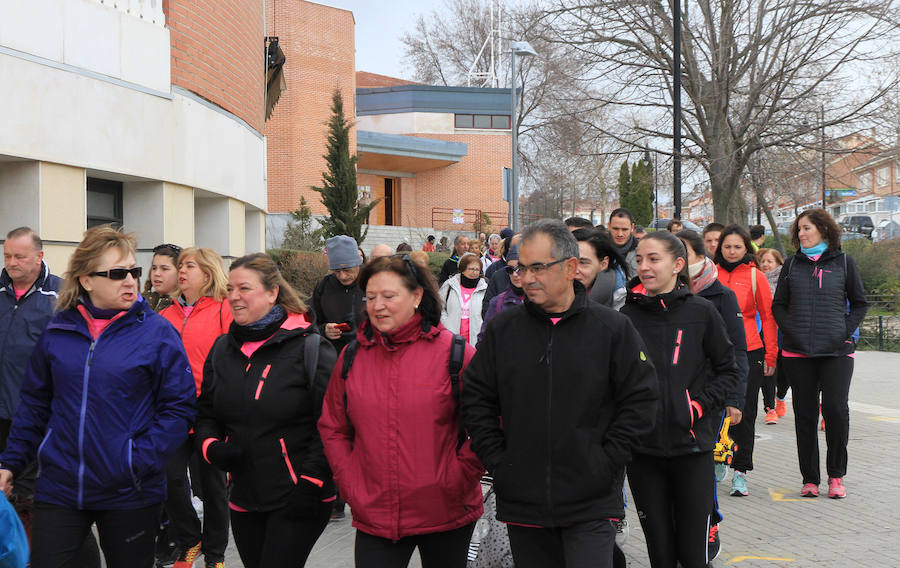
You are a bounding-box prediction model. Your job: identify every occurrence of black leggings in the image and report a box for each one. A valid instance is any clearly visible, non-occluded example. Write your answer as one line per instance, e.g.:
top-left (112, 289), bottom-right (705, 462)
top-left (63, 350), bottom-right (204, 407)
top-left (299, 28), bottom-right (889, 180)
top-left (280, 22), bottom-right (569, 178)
top-left (731, 348), bottom-right (764, 472)
top-left (30, 501), bottom-right (160, 568)
top-left (507, 520), bottom-right (616, 568)
top-left (230, 501), bottom-right (331, 568)
top-left (163, 437), bottom-right (229, 562)
top-left (780, 356), bottom-right (853, 484)
top-left (628, 452), bottom-right (713, 568)
top-left (354, 523), bottom-right (475, 568)
top-left (775, 352), bottom-right (790, 399)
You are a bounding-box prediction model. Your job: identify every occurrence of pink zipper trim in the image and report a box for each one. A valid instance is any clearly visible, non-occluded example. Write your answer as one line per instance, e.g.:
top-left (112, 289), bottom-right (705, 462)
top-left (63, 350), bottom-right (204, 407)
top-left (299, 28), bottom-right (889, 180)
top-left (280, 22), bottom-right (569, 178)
top-left (686, 389), bottom-right (696, 439)
top-left (279, 437), bottom-right (298, 484)
top-left (672, 329), bottom-right (683, 364)
top-left (254, 380), bottom-right (264, 400)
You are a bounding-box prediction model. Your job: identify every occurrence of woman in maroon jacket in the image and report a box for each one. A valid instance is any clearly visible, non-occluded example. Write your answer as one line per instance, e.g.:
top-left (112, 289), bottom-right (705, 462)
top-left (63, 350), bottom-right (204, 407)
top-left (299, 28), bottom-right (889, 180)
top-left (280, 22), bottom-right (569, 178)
top-left (318, 255), bottom-right (484, 568)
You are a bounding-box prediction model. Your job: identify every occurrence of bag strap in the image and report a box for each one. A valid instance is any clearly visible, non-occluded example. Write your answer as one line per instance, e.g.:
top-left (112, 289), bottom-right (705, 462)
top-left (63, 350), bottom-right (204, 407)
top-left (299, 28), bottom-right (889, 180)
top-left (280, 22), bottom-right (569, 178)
top-left (449, 333), bottom-right (468, 449)
top-left (340, 339), bottom-right (360, 436)
top-left (750, 266), bottom-right (757, 309)
top-left (304, 334), bottom-right (320, 388)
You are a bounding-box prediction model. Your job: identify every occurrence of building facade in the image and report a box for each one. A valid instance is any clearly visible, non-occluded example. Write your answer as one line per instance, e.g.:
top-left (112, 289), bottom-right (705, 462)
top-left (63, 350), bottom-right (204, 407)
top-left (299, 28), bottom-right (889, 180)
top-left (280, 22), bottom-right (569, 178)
top-left (0, 0), bottom-right (267, 270)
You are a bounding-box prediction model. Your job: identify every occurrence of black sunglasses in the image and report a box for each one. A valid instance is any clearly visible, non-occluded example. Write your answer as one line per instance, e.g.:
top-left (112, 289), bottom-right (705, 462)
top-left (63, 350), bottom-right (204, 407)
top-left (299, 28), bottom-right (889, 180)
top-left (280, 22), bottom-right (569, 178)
top-left (90, 267), bottom-right (143, 280)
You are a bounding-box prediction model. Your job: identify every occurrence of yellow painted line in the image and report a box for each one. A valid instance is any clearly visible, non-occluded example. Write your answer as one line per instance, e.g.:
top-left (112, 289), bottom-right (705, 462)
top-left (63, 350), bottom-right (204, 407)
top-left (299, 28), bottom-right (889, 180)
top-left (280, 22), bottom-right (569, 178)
top-left (730, 556), bottom-right (796, 563)
top-left (768, 488), bottom-right (815, 502)
top-left (869, 416), bottom-right (900, 422)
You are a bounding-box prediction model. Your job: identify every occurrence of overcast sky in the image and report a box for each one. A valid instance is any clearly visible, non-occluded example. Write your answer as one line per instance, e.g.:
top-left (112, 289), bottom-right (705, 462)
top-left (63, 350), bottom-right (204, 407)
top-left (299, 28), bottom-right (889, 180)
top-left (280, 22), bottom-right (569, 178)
top-left (316, 0), bottom-right (433, 80)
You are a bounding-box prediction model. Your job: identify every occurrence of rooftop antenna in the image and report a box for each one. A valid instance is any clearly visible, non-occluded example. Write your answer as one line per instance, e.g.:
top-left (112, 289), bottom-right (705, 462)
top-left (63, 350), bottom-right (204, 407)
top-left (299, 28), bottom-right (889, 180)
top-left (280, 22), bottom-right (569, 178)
top-left (466, 0), bottom-right (502, 87)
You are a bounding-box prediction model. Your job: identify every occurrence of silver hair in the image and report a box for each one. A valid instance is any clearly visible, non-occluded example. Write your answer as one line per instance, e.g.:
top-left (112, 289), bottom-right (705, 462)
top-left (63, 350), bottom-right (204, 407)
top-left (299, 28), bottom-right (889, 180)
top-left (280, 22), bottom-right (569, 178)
top-left (520, 219), bottom-right (579, 261)
top-left (488, 233), bottom-right (501, 243)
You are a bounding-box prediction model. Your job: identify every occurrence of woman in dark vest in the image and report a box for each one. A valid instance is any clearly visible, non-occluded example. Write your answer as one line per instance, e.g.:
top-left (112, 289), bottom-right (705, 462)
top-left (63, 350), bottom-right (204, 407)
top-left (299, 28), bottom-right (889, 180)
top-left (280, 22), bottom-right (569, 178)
top-left (772, 209), bottom-right (867, 499)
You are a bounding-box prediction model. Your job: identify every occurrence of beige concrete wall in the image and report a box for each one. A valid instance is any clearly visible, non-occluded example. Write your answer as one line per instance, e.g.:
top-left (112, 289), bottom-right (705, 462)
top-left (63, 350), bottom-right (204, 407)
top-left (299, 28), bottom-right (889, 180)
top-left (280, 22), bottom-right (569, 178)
top-left (228, 198), bottom-right (246, 258)
top-left (39, 162), bottom-right (85, 242)
top-left (164, 182), bottom-right (195, 247)
top-left (245, 209), bottom-right (265, 253)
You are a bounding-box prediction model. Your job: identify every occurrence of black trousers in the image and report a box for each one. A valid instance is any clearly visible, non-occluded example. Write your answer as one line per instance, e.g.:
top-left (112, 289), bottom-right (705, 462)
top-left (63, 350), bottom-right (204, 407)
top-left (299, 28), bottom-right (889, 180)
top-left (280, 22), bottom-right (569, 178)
top-left (506, 520), bottom-right (616, 568)
top-left (781, 356), bottom-right (853, 484)
top-left (731, 348), bottom-right (764, 472)
top-left (775, 352), bottom-right (790, 399)
top-left (163, 437), bottom-right (229, 561)
top-left (354, 523), bottom-right (475, 568)
top-left (628, 452), bottom-right (713, 568)
top-left (230, 501), bottom-right (331, 568)
top-left (30, 501), bottom-right (160, 568)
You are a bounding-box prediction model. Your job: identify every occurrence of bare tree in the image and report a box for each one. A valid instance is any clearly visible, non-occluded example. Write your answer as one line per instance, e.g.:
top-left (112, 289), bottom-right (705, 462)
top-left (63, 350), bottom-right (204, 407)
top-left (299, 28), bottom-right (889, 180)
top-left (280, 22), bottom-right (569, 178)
top-left (544, 0), bottom-right (899, 223)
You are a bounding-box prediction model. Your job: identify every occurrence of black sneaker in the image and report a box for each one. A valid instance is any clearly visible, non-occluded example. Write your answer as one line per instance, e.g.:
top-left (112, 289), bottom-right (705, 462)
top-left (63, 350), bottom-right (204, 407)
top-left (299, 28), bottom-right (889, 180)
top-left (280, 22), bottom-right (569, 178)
top-left (707, 524), bottom-right (720, 561)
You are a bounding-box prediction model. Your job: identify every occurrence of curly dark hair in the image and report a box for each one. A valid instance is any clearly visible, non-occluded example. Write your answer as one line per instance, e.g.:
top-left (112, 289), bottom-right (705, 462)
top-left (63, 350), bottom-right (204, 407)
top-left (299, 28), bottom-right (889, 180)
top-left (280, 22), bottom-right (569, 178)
top-left (358, 255), bottom-right (442, 328)
top-left (792, 208), bottom-right (842, 251)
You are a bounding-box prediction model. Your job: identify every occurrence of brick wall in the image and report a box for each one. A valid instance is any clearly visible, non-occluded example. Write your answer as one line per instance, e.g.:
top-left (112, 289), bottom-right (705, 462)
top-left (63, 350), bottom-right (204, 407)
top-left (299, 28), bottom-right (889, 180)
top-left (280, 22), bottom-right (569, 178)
top-left (164, 0), bottom-right (265, 133)
top-left (265, 0), bottom-right (356, 215)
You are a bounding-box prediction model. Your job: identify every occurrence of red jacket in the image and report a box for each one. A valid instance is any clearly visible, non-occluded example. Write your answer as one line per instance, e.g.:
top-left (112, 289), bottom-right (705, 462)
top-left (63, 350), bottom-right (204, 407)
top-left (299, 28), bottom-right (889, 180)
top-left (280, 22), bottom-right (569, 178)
top-left (160, 297), bottom-right (233, 396)
top-left (318, 314), bottom-right (484, 540)
top-left (716, 262), bottom-right (778, 367)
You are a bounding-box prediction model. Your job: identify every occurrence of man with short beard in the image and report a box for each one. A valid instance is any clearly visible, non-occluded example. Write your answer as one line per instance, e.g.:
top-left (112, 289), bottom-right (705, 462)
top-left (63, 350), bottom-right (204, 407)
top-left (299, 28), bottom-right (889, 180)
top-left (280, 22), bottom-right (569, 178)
top-left (608, 208), bottom-right (638, 275)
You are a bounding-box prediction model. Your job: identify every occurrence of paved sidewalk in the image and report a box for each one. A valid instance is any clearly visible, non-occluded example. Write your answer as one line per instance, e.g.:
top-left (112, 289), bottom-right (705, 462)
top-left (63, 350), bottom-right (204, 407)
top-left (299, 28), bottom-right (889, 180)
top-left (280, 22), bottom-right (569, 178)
top-left (221, 350), bottom-right (900, 567)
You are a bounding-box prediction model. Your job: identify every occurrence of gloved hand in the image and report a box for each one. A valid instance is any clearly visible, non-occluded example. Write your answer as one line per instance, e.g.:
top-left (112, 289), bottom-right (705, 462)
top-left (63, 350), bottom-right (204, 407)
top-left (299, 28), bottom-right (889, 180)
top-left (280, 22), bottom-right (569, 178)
top-left (284, 478), bottom-right (323, 519)
top-left (204, 440), bottom-right (243, 472)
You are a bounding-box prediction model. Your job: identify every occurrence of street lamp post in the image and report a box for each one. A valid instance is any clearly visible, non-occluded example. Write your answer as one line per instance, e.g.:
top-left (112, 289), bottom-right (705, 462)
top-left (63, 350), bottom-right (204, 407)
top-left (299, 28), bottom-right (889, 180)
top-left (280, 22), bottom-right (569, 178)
top-left (643, 150), bottom-right (656, 222)
top-left (509, 40), bottom-right (537, 231)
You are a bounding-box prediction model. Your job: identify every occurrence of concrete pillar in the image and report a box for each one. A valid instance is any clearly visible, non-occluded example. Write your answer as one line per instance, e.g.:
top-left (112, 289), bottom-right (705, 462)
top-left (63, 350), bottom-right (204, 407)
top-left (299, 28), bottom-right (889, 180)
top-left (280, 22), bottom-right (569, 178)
top-left (245, 208), bottom-right (265, 254)
top-left (39, 162), bottom-right (86, 272)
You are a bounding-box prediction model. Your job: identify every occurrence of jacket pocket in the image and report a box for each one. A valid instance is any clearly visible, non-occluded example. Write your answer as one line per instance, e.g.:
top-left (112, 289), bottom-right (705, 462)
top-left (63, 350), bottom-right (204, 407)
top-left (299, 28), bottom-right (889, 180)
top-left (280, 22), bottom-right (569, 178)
top-left (126, 439), bottom-right (141, 491)
top-left (279, 437), bottom-right (298, 485)
top-left (36, 427), bottom-right (54, 477)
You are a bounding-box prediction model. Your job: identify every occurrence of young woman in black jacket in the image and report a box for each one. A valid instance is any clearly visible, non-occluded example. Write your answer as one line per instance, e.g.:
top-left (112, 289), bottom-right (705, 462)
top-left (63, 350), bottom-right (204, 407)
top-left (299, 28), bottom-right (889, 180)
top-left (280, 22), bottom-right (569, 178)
top-left (621, 232), bottom-right (739, 568)
top-left (772, 209), bottom-right (868, 499)
top-left (196, 253), bottom-right (337, 568)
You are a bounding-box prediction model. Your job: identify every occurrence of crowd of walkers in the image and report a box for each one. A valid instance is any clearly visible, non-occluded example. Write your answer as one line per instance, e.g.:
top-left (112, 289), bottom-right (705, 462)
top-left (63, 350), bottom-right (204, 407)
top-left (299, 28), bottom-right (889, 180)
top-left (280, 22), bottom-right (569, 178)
top-left (0, 204), bottom-right (867, 568)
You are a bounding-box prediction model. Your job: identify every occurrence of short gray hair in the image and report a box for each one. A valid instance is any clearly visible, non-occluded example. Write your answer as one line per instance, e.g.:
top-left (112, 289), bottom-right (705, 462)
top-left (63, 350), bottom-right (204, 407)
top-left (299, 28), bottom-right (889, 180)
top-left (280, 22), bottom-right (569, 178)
top-left (488, 233), bottom-right (501, 243)
top-left (453, 234), bottom-right (468, 245)
top-left (520, 219), bottom-right (579, 261)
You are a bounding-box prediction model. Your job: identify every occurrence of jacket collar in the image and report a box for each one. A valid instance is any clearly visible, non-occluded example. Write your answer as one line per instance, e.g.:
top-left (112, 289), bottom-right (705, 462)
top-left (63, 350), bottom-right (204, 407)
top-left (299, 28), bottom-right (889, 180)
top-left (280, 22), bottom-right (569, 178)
top-left (49, 294), bottom-right (149, 337)
top-left (0, 260), bottom-right (52, 295)
top-left (625, 278), bottom-right (692, 311)
top-left (357, 312), bottom-right (441, 351)
top-left (522, 280), bottom-right (589, 323)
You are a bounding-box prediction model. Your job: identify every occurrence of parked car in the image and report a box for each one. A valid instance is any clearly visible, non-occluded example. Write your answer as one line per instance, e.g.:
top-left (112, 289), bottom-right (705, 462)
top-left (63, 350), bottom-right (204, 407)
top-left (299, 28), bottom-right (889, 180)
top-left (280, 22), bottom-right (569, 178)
top-left (872, 219), bottom-right (900, 242)
top-left (840, 215), bottom-right (875, 236)
top-left (648, 218), bottom-right (702, 232)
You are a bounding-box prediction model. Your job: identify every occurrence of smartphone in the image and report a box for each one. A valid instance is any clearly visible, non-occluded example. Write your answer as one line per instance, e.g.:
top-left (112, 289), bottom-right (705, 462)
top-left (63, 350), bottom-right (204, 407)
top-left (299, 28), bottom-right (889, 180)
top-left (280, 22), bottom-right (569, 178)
top-left (335, 323), bottom-right (352, 332)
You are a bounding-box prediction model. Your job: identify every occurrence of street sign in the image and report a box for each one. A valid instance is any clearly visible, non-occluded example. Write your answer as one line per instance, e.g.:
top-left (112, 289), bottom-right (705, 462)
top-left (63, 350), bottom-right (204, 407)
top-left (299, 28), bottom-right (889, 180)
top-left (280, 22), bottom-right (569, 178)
top-left (825, 188), bottom-right (857, 197)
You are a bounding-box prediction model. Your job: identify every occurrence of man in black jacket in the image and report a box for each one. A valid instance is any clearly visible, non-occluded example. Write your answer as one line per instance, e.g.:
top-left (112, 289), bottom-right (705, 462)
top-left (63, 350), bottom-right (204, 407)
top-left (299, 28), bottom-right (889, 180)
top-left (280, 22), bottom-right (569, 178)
top-left (462, 219), bottom-right (658, 568)
top-left (438, 234), bottom-right (469, 284)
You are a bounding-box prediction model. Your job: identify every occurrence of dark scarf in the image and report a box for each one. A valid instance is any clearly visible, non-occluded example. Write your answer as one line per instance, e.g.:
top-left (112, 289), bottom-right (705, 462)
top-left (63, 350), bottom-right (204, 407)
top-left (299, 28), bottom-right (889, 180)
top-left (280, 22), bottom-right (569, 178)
top-left (79, 295), bottom-right (125, 320)
top-left (718, 255), bottom-right (752, 273)
top-left (613, 235), bottom-right (636, 258)
top-left (230, 304), bottom-right (287, 343)
top-left (460, 274), bottom-right (481, 288)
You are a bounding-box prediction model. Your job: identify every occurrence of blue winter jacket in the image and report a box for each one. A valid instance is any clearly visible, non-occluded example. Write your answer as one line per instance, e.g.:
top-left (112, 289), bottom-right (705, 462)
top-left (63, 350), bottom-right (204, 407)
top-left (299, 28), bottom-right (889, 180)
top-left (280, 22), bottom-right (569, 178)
top-left (0, 295), bottom-right (196, 510)
top-left (0, 262), bottom-right (61, 421)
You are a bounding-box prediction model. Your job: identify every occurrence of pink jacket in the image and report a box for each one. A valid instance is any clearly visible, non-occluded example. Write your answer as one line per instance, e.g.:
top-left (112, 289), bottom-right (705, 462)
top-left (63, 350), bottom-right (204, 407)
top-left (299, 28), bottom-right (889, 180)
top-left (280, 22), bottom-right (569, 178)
top-left (318, 314), bottom-right (484, 540)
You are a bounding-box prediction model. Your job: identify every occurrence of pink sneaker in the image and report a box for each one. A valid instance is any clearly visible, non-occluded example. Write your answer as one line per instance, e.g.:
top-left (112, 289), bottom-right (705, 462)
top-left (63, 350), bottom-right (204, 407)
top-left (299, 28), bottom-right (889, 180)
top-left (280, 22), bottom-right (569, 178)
top-left (828, 477), bottom-right (846, 499)
top-left (801, 483), bottom-right (819, 498)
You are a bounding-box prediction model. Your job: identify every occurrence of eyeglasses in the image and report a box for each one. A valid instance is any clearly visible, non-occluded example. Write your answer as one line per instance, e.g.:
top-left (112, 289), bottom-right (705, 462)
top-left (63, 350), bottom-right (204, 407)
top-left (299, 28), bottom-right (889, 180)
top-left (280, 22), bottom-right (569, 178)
top-left (90, 267), bottom-right (142, 280)
top-left (512, 257), bottom-right (572, 276)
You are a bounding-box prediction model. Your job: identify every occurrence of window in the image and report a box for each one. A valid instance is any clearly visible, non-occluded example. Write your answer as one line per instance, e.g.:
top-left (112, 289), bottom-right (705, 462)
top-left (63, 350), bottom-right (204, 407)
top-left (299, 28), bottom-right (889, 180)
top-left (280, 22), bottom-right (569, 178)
top-left (867, 201), bottom-right (877, 212)
top-left (455, 114), bottom-right (512, 130)
top-left (877, 167), bottom-right (889, 187)
top-left (87, 178), bottom-right (123, 228)
top-left (895, 163), bottom-right (900, 183)
top-left (859, 172), bottom-right (872, 191)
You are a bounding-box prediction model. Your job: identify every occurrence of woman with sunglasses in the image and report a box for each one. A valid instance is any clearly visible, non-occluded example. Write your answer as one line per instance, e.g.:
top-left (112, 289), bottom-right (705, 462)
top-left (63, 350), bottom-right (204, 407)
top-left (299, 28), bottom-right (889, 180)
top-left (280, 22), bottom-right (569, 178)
top-left (142, 244), bottom-right (182, 312)
top-left (318, 256), bottom-right (484, 568)
top-left (439, 253), bottom-right (487, 346)
top-left (159, 248), bottom-right (233, 568)
top-left (0, 226), bottom-right (196, 568)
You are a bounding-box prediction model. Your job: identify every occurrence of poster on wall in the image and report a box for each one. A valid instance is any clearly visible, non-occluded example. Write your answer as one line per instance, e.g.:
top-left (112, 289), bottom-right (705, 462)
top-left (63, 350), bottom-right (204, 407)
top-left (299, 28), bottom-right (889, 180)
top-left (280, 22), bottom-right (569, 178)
top-left (452, 209), bottom-right (465, 224)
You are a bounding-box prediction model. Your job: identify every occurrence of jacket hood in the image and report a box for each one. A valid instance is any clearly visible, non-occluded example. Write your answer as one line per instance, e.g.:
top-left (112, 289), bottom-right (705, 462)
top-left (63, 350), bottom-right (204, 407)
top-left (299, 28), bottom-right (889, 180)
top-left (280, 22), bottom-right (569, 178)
top-left (522, 279), bottom-right (589, 323)
top-left (625, 277), bottom-right (692, 312)
top-left (357, 312), bottom-right (441, 350)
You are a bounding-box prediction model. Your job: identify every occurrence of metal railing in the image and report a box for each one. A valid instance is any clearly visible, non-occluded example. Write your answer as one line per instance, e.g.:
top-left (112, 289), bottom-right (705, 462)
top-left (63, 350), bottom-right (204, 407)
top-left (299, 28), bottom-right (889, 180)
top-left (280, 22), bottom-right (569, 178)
top-left (859, 315), bottom-right (900, 352)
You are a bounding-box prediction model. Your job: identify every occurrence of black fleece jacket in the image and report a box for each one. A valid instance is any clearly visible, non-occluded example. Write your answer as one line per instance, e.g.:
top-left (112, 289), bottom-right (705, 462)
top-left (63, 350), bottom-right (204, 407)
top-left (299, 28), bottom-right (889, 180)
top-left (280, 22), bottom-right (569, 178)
top-left (197, 322), bottom-right (337, 511)
top-left (772, 248), bottom-right (868, 357)
top-left (621, 282), bottom-right (739, 457)
top-left (461, 281), bottom-right (658, 526)
top-left (696, 279), bottom-right (748, 410)
top-left (312, 273), bottom-right (363, 354)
